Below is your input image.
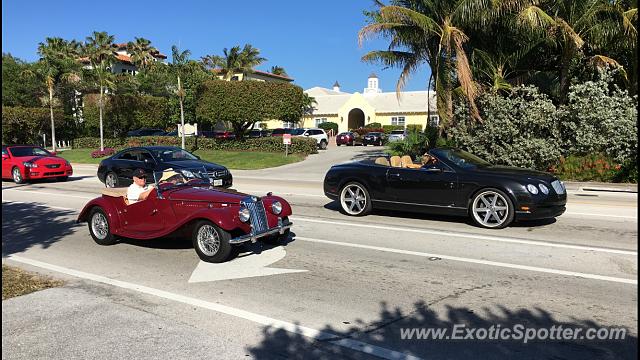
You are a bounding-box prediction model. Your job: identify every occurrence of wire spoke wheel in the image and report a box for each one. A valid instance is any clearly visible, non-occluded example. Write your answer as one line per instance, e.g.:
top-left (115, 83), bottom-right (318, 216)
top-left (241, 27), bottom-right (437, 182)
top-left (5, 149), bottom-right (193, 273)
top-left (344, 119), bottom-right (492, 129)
top-left (91, 212), bottom-right (109, 240)
top-left (472, 191), bottom-right (510, 228)
top-left (196, 224), bottom-right (221, 257)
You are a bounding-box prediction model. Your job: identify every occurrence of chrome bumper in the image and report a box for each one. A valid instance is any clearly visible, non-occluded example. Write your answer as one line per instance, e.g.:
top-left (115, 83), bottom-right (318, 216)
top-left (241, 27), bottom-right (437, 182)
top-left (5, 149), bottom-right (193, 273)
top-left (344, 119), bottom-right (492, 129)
top-left (229, 219), bottom-right (293, 245)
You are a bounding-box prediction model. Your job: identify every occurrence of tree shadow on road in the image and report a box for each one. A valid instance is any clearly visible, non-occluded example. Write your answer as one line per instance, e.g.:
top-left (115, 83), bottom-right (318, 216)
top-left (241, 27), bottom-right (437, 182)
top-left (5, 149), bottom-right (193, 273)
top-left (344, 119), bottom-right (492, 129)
top-left (2, 202), bottom-right (80, 256)
top-left (246, 301), bottom-right (637, 359)
top-left (350, 148), bottom-right (388, 161)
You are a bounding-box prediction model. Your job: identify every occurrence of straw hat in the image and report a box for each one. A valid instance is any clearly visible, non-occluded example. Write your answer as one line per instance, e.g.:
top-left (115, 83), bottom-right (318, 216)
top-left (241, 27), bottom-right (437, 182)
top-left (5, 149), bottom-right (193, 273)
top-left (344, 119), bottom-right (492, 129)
top-left (160, 168), bottom-right (180, 182)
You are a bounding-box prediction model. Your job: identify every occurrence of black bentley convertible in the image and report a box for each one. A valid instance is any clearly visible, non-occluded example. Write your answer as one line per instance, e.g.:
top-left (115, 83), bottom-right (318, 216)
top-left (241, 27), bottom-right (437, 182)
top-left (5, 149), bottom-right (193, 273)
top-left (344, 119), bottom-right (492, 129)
top-left (323, 148), bottom-right (567, 229)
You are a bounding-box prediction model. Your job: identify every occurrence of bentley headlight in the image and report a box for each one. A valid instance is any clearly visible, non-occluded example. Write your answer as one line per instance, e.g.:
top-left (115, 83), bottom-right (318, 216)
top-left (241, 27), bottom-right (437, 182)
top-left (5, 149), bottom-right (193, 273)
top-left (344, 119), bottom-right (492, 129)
top-left (238, 207), bottom-right (251, 222)
top-left (271, 201), bottom-right (282, 215)
top-left (23, 162), bottom-right (38, 168)
top-left (526, 184), bottom-right (539, 194)
top-left (539, 184), bottom-right (549, 195)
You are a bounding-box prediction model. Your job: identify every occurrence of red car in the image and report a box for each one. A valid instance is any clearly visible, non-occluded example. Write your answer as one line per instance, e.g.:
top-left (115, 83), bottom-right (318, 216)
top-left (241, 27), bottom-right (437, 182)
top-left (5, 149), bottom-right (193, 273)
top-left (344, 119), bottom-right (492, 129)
top-left (336, 132), bottom-right (363, 146)
top-left (77, 169), bottom-right (293, 263)
top-left (2, 145), bottom-right (73, 184)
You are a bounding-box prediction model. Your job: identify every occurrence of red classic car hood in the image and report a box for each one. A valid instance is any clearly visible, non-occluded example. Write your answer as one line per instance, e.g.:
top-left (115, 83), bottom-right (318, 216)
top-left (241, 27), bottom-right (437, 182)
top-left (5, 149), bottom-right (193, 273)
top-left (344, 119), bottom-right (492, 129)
top-left (164, 186), bottom-right (252, 204)
top-left (16, 155), bottom-right (67, 165)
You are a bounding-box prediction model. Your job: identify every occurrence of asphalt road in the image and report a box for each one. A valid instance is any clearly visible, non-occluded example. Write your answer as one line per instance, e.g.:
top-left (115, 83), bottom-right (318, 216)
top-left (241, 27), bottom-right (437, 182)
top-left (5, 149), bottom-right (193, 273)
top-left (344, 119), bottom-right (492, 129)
top-left (2, 145), bottom-right (638, 359)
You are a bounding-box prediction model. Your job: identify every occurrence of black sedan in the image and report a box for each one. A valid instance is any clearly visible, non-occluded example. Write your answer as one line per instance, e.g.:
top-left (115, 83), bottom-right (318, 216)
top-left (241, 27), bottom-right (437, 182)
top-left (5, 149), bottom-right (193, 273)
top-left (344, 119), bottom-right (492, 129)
top-left (323, 148), bottom-right (566, 229)
top-left (363, 132), bottom-right (385, 146)
top-left (97, 146), bottom-right (232, 188)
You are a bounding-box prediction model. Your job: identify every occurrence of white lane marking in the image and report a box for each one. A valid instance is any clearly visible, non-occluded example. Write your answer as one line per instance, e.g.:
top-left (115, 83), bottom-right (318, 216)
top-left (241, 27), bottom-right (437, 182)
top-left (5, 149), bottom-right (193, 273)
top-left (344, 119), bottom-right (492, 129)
top-left (7, 255), bottom-right (420, 360)
top-left (189, 246), bottom-right (306, 283)
top-left (236, 188), bottom-right (325, 198)
top-left (291, 217), bottom-right (638, 256)
top-left (565, 212), bottom-right (637, 220)
top-left (296, 237), bottom-right (637, 285)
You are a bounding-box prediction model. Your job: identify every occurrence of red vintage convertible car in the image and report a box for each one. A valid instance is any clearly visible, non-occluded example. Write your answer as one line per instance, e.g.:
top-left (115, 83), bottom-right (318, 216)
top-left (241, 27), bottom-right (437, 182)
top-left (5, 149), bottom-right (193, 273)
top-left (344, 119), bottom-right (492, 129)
top-left (2, 145), bottom-right (73, 184)
top-left (77, 169), bottom-right (293, 263)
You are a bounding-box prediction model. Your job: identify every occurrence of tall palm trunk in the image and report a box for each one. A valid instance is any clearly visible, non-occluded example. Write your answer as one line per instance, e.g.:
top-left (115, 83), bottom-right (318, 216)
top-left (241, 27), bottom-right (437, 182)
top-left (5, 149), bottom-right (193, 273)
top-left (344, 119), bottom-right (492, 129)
top-left (99, 85), bottom-right (104, 151)
top-left (178, 75), bottom-right (185, 150)
top-left (48, 84), bottom-right (56, 152)
top-left (558, 48), bottom-right (573, 104)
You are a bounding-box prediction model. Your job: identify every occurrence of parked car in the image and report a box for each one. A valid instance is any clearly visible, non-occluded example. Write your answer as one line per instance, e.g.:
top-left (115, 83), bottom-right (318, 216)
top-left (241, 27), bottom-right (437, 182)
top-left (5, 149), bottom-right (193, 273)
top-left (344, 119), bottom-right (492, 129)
top-left (127, 128), bottom-right (166, 137)
top-left (387, 129), bottom-right (408, 142)
top-left (363, 132), bottom-right (385, 146)
top-left (270, 128), bottom-right (294, 137)
top-left (78, 168), bottom-right (293, 263)
top-left (336, 132), bottom-right (363, 146)
top-left (214, 131), bottom-right (236, 140)
top-left (248, 129), bottom-right (269, 138)
top-left (323, 148), bottom-right (567, 229)
top-left (198, 131), bottom-right (216, 138)
top-left (292, 128), bottom-right (329, 150)
top-left (2, 145), bottom-right (73, 184)
top-left (97, 146), bottom-right (232, 188)
top-left (161, 130), bottom-right (179, 137)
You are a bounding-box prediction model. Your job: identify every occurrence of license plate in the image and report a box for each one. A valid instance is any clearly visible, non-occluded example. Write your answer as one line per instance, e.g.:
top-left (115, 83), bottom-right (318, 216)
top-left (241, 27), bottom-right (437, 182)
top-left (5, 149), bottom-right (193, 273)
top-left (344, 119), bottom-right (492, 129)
top-left (213, 179), bottom-right (223, 186)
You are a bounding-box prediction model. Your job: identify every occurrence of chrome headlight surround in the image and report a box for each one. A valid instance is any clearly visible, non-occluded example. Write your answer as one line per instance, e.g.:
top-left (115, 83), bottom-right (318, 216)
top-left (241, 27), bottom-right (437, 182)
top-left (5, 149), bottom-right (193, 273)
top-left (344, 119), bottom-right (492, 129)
top-left (539, 184), bottom-right (549, 195)
top-left (271, 201), bottom-right (282, 215)
top-left (180, 169), bottom-right (195, 178)
top-left (23, 161), bottom-right (38, 168)
top-left (526, 184), bottom-right (539, 194)
top-left (238, 207), bottom-right (251, 222)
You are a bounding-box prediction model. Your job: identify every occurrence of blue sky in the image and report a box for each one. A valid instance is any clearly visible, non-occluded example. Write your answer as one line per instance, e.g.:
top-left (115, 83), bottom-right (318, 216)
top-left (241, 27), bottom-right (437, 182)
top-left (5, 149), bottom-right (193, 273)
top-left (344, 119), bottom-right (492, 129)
top-left (2, 0), bottom-right (431, 93)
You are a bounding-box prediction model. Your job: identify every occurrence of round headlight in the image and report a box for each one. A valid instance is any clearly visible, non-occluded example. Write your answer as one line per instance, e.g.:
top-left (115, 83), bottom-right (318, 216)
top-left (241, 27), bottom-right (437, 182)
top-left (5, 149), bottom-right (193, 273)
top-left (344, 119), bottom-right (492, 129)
top-left (526, 184), bottom-right (539, 194)
top-left (238, 207), bottom-right (250, 222)
top-left (271, 201), bottom-right (282, 215)
top-left (539, 184), bottom-right (549, 195)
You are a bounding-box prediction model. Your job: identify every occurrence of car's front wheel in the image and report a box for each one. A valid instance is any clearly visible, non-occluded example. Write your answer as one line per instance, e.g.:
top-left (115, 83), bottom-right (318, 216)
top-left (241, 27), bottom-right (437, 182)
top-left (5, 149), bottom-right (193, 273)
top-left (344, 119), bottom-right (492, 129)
top-left (263, 216), bottom-right (291, 245)
top-left (469, 188), bottom-right (514, 229)
top-left (192, 220), bottom-right (232, 263)
top-left (339, 182), bottom-right (372, 216)
top-left (12, 167), bottom-right (24, 184)
top-left (88, 207), bottom-right (117, 245)
top-left (105, 172), bottom-right (118, 188)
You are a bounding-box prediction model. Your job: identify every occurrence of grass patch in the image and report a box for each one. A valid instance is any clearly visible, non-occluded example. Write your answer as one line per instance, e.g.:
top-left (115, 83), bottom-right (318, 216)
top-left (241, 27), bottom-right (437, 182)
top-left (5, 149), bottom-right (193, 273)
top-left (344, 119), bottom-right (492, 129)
top-left (58, 148), bottom-right (305, 170)
top-left (2, 265), bottom-right (64, 300)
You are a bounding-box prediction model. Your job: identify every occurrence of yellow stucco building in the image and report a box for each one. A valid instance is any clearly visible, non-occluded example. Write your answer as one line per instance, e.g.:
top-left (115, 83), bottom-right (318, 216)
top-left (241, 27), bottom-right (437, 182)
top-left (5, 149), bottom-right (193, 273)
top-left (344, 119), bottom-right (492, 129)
top-left (263, 73), bottom-right (439, 132)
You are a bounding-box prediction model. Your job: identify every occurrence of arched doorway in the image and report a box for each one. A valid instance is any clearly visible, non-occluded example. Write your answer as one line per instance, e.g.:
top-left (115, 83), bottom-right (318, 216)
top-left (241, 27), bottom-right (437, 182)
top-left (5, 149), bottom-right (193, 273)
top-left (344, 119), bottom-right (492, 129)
top-left (347, 108), bottom-right (365, 130)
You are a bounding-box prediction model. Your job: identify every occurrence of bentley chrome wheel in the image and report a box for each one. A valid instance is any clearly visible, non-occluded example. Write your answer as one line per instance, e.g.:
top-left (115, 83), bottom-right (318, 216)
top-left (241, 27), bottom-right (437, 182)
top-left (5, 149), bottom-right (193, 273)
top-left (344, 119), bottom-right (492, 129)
top-left (91, 211), bottom-right (109, 240)
top-left (340, 183), bottom-right (370, 216)
top-left (196, 224), bottom-right (221, 256)
top-left (471, 190), bottom-right (511, 228)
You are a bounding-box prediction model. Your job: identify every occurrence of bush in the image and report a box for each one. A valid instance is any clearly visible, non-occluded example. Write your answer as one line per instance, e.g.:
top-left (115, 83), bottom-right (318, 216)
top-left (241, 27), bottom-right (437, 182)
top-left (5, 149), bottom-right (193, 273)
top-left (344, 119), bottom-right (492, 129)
top-left (423, 126), bottom-right (439, 149)
top-left (382, 125), bottom-right (404, 134)
top-left (91, 148), bottom-right (116, 158)
top-left (2, 106), bottom-right (64, 145)
top-left (386, 132), bottom-right (429, 158)
top-left (73, 136), bottom-right (318, 155)
top-left (550, 154), bottom-right (633, 182)
top-left (318, 121), bottom-right (338, 135)
top-left (351, 127), bottom-right (384, 136)
top-left (406, 124), bottom-right (423, 133)
top-left (447, 86), bottom-right (562, 170)
top-left (365, 122), bottom-right (382, 128)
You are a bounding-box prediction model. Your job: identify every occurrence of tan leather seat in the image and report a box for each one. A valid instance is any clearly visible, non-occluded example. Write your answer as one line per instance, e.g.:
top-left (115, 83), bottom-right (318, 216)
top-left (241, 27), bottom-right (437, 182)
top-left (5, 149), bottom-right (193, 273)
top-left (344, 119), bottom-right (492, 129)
top-left (101, 188), bottom-right (128, 197)
top-left (375, 157), bottom-right (390, 166)
top-left (390, 156), bottom-right (402, 167)
top-left (401, 155), bottom-right (422, 169)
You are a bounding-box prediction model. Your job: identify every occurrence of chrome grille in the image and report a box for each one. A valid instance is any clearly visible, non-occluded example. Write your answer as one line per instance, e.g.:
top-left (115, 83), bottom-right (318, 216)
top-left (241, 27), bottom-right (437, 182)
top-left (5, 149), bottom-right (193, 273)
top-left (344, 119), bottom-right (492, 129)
top-left (208, 170), bottom-right (228, 178)
top-left (242, 198), bottom-right (268, 234)
top-left (551, 180), bottom-right (565, 194)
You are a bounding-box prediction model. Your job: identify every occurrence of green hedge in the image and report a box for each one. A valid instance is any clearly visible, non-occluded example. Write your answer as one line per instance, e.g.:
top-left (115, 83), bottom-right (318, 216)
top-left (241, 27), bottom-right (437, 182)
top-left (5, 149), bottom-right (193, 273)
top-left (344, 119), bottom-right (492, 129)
top-left (73, 136), bottom-right (318, 155)
top-left (406, 124), bottom-right (423, 133)
top-left (365, 122), bottom-right (382, 128)
top-left (382, 125), bottom-right (404, 134)
top-left (318, 121), bottom-right (338, 134)
top-left (2, 106), bottom-right (65, 145)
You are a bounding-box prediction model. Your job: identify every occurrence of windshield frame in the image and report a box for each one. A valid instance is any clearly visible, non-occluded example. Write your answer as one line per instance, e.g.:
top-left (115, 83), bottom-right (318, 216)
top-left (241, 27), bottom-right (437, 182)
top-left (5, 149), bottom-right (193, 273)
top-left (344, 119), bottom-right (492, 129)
top-left (153, 167), bottom-right (213, 198)
top-left (430, 148), bottom-right (492, 170)
top-left (9, 146), bottom-right (52, 157)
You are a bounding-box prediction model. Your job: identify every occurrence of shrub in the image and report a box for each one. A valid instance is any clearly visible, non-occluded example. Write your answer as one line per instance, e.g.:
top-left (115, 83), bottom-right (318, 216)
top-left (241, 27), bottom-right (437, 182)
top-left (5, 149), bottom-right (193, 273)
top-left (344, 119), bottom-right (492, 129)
top-left (382, 125), bottom-right (404, 134)
top-left (91, 148), bottom-right (116, 158)
top-left (365, 122), bottom-right (382, 128)
top-left (73, 136), bottom-right (318, 155)
top-left (2, 106), bottom-right (64, 145)
top-left (406, 124), bottom-right (423, 133)
top-left (318, 121), bottom-right (338, 135)
top-left (550, 154), bottom-right (635, 182)
top-left (386, 132), bottom-right (429, 158)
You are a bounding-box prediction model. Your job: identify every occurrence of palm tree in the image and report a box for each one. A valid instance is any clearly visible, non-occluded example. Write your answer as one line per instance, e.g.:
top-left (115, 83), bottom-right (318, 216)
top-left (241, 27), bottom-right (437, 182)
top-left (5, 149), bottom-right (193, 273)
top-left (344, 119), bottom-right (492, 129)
top-left (204, 44), bottom-right (267, 80)
top-left (516, 0), bottom-right (632, 102)
top-left (171, 45), bottom-right (191, 149)
top-left (127, 37), bottom-right (158, 72)
top-left (270, 65), bottom-right (288, 77)
top-left (30, 37), bottom-right (81, 152)
top-left (84, 31), bottom-right (116, 151)
top-left (359, 0), bottom-right (498, 126)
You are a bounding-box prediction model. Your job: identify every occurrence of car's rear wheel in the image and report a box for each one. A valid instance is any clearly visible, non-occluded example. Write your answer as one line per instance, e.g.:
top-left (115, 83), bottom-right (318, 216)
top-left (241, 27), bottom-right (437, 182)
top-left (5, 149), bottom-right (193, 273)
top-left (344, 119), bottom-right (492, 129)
top-left (12, 167), bottom-right (24, 184)
top-left (105, 172), bottom-right (118, 188)
top-left (469, 188), bottom-right (514, 229)
top-left (319, 140), bottom-right (328, 150)
top-left (192, 220), bottom-right (232, 263)
top-left (88, 207), bottom-right (117, 245)
top-left (339, 182), bottom-right (372, 216)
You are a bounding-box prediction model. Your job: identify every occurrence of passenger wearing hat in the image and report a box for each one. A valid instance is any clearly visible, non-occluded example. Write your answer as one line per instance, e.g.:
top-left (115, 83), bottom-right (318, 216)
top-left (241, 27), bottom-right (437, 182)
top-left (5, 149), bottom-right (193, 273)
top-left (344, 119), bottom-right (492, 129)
top-left (159, 168), bottom-right (185, 185)
top-left (127, 168), bottom-right (155, 205)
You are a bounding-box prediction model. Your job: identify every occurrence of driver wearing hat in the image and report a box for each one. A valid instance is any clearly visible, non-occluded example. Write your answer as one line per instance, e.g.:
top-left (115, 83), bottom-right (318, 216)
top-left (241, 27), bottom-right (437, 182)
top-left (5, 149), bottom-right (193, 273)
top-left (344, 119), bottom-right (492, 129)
top-left (127, 168), bottom-right (155, 204)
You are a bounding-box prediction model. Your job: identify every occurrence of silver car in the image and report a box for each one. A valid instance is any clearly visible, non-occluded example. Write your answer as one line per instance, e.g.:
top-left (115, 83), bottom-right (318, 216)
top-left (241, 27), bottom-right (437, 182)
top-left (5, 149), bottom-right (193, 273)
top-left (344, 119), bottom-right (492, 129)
top-left (387, 129), bottom-right (408, 142)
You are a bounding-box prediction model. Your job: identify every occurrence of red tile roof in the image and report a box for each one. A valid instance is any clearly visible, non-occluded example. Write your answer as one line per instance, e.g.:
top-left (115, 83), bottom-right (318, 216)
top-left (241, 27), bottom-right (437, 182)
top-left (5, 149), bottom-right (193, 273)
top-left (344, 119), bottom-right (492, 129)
top-left (212, 68), bottom-right (293, 81)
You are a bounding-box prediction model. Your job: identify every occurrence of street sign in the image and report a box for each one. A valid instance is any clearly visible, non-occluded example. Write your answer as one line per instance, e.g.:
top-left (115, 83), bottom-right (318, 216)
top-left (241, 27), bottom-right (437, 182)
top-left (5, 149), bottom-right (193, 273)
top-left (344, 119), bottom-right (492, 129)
top-left (283, 134), bottom-right (292, 145)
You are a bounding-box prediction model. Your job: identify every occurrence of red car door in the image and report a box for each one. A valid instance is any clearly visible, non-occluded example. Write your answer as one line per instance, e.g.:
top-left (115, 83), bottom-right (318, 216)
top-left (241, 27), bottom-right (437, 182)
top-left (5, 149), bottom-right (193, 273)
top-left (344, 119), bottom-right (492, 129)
top-left (1, 147), bottom-right (11, 178)
top-left (122, 191), bottom-right (165, 233)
